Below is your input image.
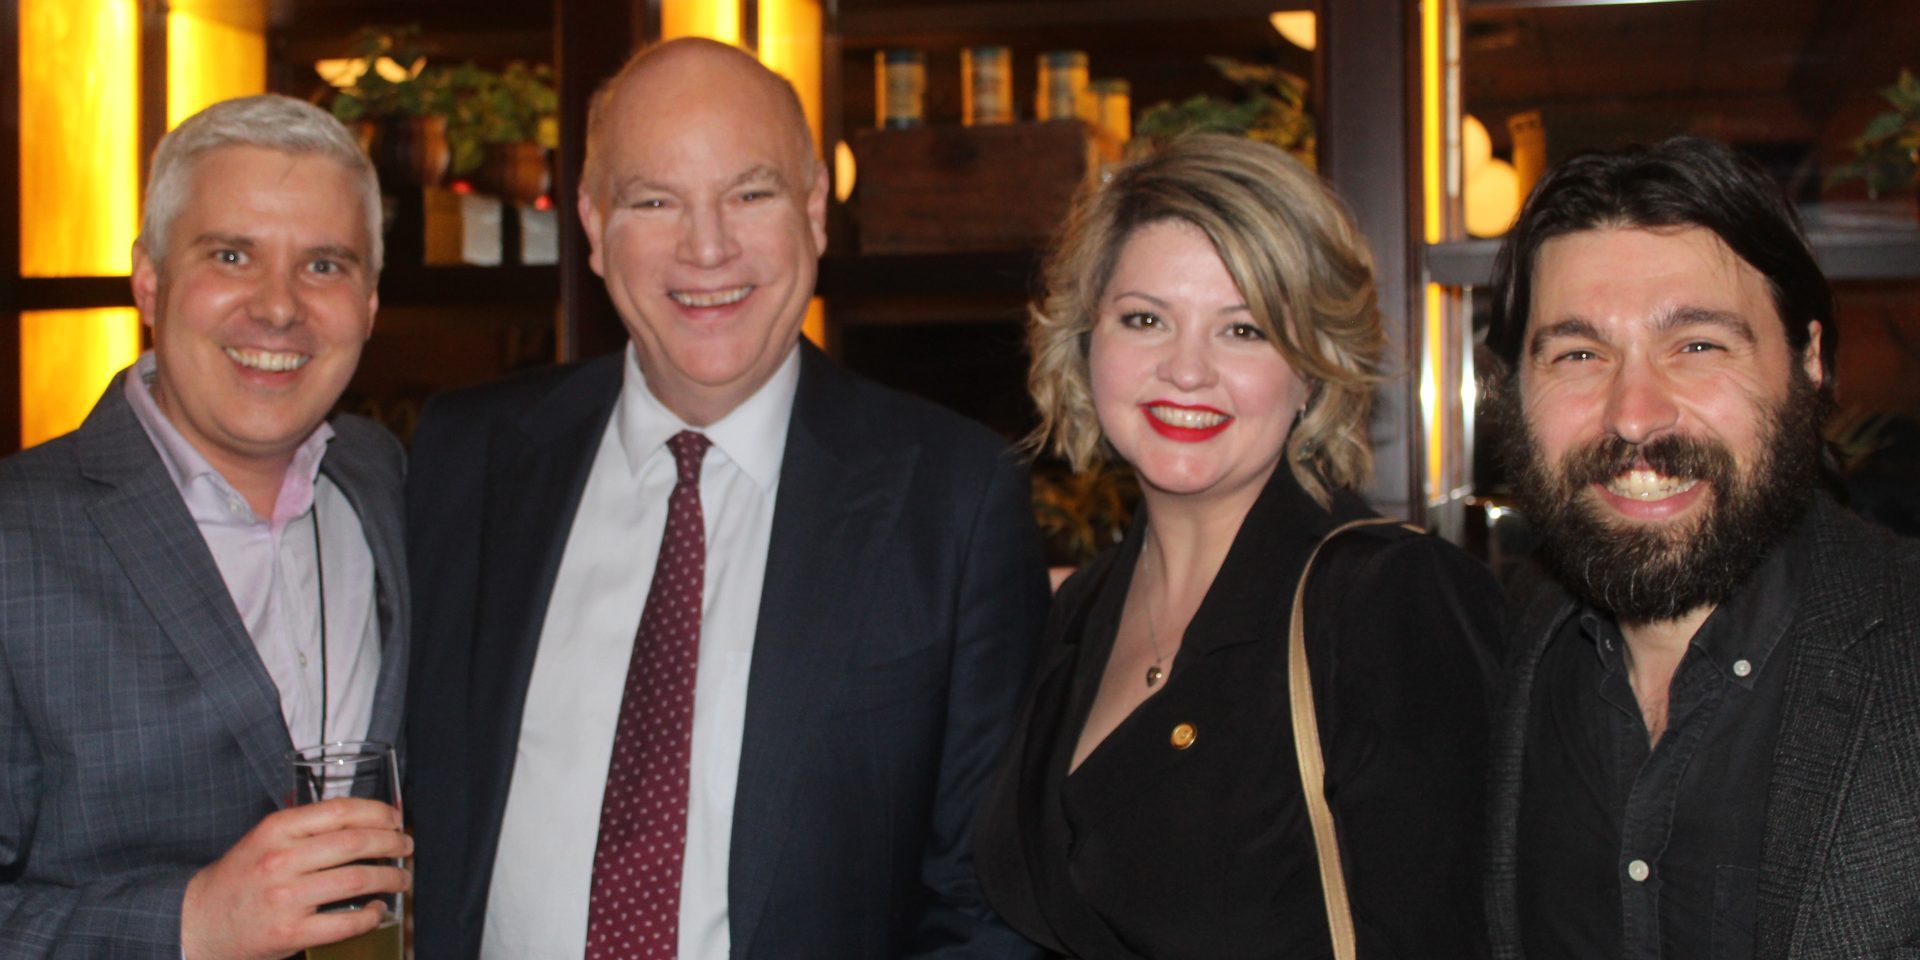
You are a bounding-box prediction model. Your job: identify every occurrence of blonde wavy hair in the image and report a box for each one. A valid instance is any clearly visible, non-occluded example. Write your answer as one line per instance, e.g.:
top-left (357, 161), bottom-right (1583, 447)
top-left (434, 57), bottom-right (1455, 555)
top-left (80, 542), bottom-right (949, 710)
top-left (1027, 133), bottom-right (1386, 508)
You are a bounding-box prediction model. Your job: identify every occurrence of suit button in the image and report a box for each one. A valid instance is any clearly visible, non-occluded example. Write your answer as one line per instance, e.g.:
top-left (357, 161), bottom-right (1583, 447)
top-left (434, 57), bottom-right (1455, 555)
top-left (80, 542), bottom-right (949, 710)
top-left (1170, 723), bottom-right (1197, 749)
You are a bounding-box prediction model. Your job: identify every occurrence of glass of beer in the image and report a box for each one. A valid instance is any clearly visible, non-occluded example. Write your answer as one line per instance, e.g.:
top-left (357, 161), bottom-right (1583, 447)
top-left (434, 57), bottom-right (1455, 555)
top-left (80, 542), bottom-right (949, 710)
top-left (289, 741), bottom-right (404, 960)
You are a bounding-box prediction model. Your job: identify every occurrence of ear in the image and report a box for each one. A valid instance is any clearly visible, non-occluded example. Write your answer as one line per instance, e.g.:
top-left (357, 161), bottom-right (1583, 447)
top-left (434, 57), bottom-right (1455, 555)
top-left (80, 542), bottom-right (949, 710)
top-left (577, 185), bottom-right (607, 277)
top-left (131, 241), bottom-right (160, 329)
top-left (807, 161), bottom-right (829, 256)
top-left (363, 289), bottom-right (380, 340)
top-left (1800, 320), bottom-right (1824, 388)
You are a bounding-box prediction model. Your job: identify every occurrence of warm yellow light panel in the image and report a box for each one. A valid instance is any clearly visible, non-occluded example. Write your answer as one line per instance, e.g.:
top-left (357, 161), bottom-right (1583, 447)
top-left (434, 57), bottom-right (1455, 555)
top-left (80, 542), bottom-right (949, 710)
top-left (759, 0), bottom-right (824, 152)
top-left (19, 0), bottom-right (139, 277)
top-left (802, 298), bottom-right (827, 348)
top-left (167, 0), bottom-right (267, 128)
top-left (20, 309), bottom-right (143, 447)
top-left (1420, 0), bottom-right (1444, 247)
top-left (662, 0), bottom-right (742, 46)
top-left (18, 0), bottom-right (143, 447)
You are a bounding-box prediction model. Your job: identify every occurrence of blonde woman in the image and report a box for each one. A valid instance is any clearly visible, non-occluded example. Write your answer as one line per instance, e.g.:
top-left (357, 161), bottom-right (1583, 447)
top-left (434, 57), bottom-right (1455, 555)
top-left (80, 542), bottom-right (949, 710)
top-left (974, 135), bottom-right (1501, 959)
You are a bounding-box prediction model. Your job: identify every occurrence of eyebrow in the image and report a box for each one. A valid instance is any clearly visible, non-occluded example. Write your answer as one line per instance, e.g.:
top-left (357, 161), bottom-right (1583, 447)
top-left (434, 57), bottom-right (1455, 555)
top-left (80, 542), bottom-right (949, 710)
top-left (729, 164), bottom-right (787, 190)
top-left (1527, 306), bottom-right (1756, 357)
top-left (611, 164), bottom-right (788, 203)
top-left (1106, 290), bottom-right (1251, 314)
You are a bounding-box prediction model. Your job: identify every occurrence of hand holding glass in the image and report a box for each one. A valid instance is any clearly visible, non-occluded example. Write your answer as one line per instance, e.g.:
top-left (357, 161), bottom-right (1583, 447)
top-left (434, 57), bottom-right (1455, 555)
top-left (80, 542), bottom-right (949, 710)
top-left (289, 742), bottom-right (405, 960)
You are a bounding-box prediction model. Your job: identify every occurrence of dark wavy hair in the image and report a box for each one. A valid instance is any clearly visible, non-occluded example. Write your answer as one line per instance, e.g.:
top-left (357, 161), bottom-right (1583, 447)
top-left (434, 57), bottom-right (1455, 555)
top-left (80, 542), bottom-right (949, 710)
top-left (1485, 136), bottom-right (1836, 402)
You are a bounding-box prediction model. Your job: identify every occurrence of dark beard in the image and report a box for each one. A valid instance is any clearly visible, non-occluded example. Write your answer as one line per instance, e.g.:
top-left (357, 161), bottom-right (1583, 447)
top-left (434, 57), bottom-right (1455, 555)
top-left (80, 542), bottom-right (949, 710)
top-left (1493, 368), bottom-right (1823, 625)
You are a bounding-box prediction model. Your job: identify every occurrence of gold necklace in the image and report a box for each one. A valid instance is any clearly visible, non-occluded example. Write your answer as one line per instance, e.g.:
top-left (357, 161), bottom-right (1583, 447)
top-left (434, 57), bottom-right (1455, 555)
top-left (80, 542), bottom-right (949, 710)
top-left (1139, 551), bottom-right (1169, 688)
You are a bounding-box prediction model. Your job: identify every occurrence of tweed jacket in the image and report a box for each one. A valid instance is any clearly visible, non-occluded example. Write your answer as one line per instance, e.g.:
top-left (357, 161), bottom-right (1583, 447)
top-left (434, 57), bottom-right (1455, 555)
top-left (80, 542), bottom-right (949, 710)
top-left (0, 374), bottom-right (410, 958)
top-left (1486, 493), bottom-right (1920, 959)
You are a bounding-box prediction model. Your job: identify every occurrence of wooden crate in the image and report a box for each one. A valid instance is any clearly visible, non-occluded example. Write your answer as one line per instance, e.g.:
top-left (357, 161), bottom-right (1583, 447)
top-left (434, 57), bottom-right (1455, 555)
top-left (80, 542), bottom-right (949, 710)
top-left (849, 122), bottom-right (1093, 255)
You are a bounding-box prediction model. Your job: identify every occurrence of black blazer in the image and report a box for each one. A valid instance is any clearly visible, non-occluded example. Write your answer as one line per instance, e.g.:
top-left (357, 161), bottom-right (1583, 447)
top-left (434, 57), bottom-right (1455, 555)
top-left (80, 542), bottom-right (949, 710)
top-left (404, 343), bottom-right (1051, 959)
top-left (975, 466), bottom-right (1503, 959)
top-left (1486, 493), bottom-right (1920, 960)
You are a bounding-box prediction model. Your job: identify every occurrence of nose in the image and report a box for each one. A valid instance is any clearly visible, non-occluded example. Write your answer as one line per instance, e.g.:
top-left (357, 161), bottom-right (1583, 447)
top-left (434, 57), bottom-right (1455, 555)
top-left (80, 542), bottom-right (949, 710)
top-left (677, 202), bottom-right (741, 268)
top-left (249, 269), bottom-right (301, 329)
top-left (1602, 354), bottom-right (1680, 446)
top-left (1157, 329), bottom-right (1216, 393)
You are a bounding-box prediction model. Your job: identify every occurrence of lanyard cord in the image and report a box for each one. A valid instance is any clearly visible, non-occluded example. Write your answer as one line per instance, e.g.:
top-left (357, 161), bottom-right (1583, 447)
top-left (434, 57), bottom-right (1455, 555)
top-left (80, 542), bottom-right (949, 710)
top-left (311, 499), bottom-right (328, 749)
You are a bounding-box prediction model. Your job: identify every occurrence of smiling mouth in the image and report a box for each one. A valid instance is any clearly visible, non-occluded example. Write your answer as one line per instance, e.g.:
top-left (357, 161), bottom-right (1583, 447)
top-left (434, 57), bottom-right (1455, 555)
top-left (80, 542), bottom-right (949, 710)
top-left (1145, 405), bottom-right (1230, 429)
top-left (1604, 469), bottom-right (1698, 501)
top-left (669, 286), bottom-right (753, 308)
top-left (224, 347), bottom-right (309, 373)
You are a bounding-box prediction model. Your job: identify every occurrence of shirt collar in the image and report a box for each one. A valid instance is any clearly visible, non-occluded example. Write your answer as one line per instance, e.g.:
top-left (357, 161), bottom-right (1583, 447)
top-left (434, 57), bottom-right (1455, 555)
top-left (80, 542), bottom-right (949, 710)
top-left (123, 351), bottom-right (335, 532)
top-left (613, 341), bottom-right (798, 493)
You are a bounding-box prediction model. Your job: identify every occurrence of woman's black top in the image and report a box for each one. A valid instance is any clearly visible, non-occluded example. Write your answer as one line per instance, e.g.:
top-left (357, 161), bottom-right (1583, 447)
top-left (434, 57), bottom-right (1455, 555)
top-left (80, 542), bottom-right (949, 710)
top-left (973, 466), bottom-right (1504, 959)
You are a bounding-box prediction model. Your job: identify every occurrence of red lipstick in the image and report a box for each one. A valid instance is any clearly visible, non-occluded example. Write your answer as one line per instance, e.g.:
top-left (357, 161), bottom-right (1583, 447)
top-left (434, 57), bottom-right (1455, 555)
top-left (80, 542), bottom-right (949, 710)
top-left (1140, 402), bottom-right (1232, 442)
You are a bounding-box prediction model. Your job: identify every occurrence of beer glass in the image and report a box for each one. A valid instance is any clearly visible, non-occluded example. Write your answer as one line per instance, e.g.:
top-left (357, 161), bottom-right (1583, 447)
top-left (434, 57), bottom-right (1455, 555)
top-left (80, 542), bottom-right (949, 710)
top-left (289, 741), bottom-right (404, 960)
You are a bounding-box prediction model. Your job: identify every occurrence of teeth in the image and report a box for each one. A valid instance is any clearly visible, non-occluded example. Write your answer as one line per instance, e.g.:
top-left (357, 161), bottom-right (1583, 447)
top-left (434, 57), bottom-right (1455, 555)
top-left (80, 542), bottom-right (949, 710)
top-left (1146, 405), bottom-right (1229, 429)
top-left (1605, 469), bottom-right (1698, 501)
top-left (669, 286), bottom-right (752, 308)
top-left (223, 347), bottom-right (308, 372)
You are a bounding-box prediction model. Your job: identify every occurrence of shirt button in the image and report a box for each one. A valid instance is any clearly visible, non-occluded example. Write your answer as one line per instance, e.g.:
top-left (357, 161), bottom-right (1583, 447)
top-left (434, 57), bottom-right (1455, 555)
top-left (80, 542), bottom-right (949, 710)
top-left (1733, 659), bottom-right (1752, 678)
top-left (1170, 723), bottom-right (1197, 749)
top-left (1627, 859), bottom-right (1651, 882)
top-left (297, 651), bottom-right (308, 669)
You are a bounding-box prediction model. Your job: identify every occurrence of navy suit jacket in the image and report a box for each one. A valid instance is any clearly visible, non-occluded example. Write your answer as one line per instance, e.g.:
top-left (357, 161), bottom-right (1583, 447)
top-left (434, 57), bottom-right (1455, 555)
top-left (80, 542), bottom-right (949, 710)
top-left (406, 342), bottom-right (1050, 959)
top-left (0, 373), bottom-right (410, 957)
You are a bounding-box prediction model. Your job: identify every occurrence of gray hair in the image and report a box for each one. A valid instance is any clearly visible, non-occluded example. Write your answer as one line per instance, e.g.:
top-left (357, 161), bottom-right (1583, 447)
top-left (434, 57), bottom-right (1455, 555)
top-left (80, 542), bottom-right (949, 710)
top-left (139, 94), bottom-right (382, 277)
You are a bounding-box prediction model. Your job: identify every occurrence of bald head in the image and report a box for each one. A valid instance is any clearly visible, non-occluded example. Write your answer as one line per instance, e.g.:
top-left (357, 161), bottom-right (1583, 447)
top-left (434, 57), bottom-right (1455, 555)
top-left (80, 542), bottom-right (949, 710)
top-left (582, 38), bottom-right (815, 203)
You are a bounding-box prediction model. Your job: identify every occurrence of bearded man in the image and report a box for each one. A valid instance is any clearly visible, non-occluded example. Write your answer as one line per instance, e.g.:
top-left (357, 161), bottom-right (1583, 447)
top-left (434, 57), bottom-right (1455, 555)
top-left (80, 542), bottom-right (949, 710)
top-left (1480, 137), bottom-right (1920, 960)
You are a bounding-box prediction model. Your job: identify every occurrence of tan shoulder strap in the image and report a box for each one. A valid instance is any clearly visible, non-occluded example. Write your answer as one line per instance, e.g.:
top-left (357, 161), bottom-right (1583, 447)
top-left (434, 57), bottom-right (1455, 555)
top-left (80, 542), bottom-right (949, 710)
top-left (1289, 517), bottom-right (1421, 960)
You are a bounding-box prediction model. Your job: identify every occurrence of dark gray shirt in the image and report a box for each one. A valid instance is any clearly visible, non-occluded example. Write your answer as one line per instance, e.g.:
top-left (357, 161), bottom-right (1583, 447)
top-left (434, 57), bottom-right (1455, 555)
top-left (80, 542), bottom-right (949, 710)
top-left (1516, 514), bottom-right (1809, 960)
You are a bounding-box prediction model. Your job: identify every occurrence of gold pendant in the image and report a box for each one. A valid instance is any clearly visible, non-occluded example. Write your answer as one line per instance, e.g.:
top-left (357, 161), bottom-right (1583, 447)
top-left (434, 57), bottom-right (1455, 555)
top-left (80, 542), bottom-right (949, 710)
top-left (1145, 664), bottom-right (1163, 688)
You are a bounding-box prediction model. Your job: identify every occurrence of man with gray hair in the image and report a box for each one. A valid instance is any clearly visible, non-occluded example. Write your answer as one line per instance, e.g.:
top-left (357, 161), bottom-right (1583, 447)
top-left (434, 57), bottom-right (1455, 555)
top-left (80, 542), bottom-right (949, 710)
top-left (0, 94), bottom-right (411, 959)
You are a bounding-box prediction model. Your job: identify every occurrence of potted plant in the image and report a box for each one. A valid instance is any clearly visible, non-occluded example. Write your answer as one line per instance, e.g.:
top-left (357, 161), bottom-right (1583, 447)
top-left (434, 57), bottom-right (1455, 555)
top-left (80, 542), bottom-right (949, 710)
top-left (445, 62), bottom-right (559, 205)
top-left (1135, 56), bottom-right (1316, 169)
top-left (327, 25), bottom-right (455, 188)
top-left (1827, 69), bottom-right (1920, 216)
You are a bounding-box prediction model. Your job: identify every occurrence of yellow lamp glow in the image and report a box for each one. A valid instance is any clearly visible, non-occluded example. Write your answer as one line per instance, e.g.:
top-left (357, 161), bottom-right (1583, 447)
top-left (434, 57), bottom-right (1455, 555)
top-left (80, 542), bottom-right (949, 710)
top-left (19, 0), bottom-right (143, 447)
top-left (833, 140), bottom-right (857, 203)
top-left (662, 0), bottom-right (742, 46)
top-left (1462, 114), bottom-right (1491, 179)
top-left (167, 0), bottom-right (266, 128)
top-left (1465, 157), bottom-right (1520, 238)
top-left (759, 0), bottom-right (824, 151)
top-left (21, 309), bottom-right (143, 447)
top-left (1268, 11), bottom-right (1317, 51)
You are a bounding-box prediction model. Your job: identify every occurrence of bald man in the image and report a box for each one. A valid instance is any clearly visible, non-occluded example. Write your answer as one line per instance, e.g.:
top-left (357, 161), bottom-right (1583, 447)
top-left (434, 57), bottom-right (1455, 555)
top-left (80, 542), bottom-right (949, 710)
top-left (404, 39), bottom-right (1049, 960)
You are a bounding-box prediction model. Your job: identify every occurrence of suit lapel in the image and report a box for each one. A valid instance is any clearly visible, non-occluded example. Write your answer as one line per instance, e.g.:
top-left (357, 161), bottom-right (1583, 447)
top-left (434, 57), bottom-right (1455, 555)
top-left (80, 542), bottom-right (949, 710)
top-left (318, 425), bottom-right (408, 751)
top-left (1757, 499), bottom-right (1888, 959)
top-left (77, 381), bottom-right (293, 803)
top-left (729, 348), bottom-right (916, 957)
top-left (466, 358), bottom-right (621, 866)
top-left (1487, 568), bottom-right (1577, 959)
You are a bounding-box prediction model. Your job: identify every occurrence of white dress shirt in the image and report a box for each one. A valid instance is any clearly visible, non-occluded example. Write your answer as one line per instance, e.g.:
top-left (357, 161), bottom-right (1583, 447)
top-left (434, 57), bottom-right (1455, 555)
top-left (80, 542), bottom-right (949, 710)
top-left (482, 343), bottom-right (797, 960)
top-left (123, 352), bottom-right (381, 750)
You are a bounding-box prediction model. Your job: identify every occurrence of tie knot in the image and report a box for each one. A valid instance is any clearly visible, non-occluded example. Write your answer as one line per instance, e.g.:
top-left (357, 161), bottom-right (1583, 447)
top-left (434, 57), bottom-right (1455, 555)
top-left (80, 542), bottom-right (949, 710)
top-left (666, 431), bottom-right (711, 485)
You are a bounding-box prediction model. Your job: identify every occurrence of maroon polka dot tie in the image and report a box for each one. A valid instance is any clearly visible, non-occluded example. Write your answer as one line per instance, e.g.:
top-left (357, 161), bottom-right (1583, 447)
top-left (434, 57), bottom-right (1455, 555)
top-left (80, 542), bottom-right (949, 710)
top-left (585, 430), bottom-right (711, 959)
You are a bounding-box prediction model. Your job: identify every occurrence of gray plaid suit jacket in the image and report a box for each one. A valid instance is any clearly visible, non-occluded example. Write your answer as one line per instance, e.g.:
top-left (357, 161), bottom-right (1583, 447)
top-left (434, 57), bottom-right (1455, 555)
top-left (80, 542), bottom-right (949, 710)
top-left (0, 372), bottom-right (409, 958)
top-left (1486, 493), bottom-right (1920, 959)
